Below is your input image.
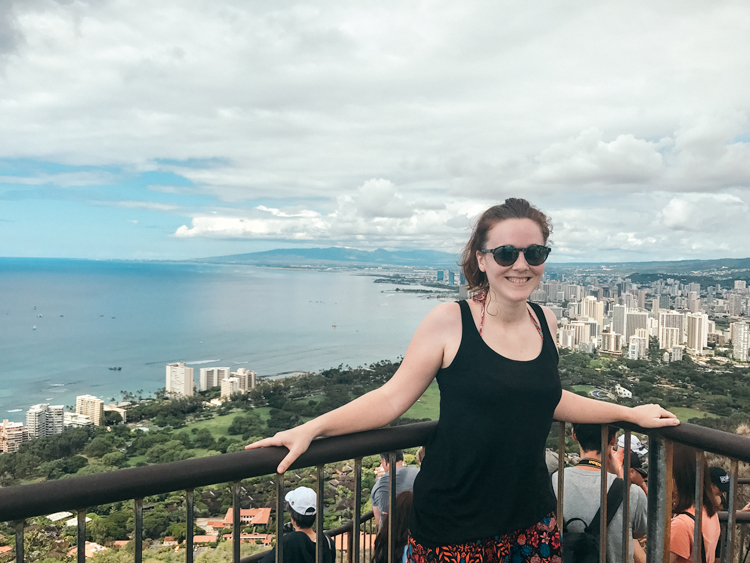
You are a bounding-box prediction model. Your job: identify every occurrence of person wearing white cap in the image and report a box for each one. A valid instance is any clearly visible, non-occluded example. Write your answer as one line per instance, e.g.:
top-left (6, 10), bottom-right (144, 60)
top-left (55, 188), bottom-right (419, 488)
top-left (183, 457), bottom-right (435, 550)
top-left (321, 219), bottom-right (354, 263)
top-left (261, 487), bottom-right (334, 563)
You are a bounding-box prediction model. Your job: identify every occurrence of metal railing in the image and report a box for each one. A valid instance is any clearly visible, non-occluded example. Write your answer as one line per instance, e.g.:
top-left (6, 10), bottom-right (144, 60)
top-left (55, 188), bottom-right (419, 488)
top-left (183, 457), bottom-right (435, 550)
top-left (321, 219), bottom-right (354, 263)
top-left (1, 419), bottom-right (749, 563)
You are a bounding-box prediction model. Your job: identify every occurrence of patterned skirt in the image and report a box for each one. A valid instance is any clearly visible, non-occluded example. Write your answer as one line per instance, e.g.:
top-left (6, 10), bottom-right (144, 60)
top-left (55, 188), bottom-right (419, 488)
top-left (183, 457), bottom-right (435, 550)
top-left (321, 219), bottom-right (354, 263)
top-left (406, 513), bottom-right (561, 563)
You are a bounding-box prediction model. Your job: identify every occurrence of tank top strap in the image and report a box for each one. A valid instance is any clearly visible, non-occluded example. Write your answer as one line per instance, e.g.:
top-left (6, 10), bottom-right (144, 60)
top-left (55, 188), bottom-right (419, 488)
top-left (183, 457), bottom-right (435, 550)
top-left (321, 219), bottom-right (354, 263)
top-left (457, 300), bottom-right (480, 340)
top-left (527, 301), bottom-right (555, 346)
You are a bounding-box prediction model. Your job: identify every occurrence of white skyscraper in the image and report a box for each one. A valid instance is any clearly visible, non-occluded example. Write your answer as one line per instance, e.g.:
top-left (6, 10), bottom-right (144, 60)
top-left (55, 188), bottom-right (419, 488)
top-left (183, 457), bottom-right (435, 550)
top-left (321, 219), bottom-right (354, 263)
top-left (686, 313), bottom-right (709, 355)
top-left (220, 377), bottom-right (240, 398)
top-left (659, 326), bottom-right (680, 351)
top-left (659, 311), bottom-right (686, 344)
top-left (612, 305), bottom-right (627, 337)
top-left (166, 362), bottom-right (194, 397)
top-left (76, 394), bottom-right (104, 426)
top-left (26, 403), bottom-right (64, 439)
top-left (732, 322), bottom-right (749, 362)
top-left (233, 368), bottom-right (257, 391)
top-left (1, 420), bottom-right (28, 453)
top-left (582, 297), bottom-right (604, 327)
top-left (625, 311), bottom-right (649, 342)
top-left (199, 367), bottom-right (231, 391)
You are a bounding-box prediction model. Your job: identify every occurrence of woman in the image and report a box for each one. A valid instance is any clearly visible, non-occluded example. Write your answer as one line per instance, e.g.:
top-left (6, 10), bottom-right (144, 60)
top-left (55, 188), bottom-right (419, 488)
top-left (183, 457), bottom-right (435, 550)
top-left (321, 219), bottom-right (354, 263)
top-left (670, 444), bottom-right (720, 563)
top-left (372, 491), bottom-right (413, 563)
top-left (247, 198), bottom-right (679, 563)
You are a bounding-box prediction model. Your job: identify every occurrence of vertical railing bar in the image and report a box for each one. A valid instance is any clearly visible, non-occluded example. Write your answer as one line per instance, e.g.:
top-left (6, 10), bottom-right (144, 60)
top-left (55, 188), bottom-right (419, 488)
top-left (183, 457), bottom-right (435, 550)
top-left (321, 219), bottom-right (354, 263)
top-left (557, 421), bottom-right (565, 542)
top-left (646, 435), bottom-right (672, 563)
top-left (77, 509), bottom-right (86, 563)
top-left (353, 458), bottom-right (362, 563)
top-left (14, 520), bottom-right (24, 563)
top-left (725, 459), bottom-right (739, 563)
top-left (186, 489), bottom-right (195, 563)
top-left (317, 465), bottom-right (325, 563)
top-left (599, 424), bottom-right (608, 563)
top-left (233, 481), bottom-right (241, 563)
top-left (135, 498), bottom-right (143, 563)
top-left (388, 452), bottom-right (397, 563)
top-left (622, 429), bottom-right (631, 563)
top-left (276, 473), bottom-right (285, 563)
top-left (693, 452), bottom-right (704, 563)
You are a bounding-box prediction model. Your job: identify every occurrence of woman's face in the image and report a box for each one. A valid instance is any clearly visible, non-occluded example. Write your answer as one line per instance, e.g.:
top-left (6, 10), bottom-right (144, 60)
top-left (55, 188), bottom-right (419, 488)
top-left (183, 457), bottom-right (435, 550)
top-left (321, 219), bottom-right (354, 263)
top-left (476, 218), bottom-right (545, 304)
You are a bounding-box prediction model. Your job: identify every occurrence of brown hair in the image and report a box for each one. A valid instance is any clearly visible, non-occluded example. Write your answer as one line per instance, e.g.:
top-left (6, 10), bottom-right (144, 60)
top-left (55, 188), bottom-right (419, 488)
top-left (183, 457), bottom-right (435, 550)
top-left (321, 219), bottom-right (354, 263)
top-left (460, 198), bottom-right (552, 292)
top-left (672, 443), bottom-right (719, 517)
top-left (372, 491), bottom-right (413, 563)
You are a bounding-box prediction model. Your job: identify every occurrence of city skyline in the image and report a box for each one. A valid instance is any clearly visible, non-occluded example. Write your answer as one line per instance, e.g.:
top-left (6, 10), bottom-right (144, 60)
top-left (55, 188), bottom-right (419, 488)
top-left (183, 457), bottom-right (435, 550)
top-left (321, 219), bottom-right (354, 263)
top-left (1, 2), bottom-right (749, 262)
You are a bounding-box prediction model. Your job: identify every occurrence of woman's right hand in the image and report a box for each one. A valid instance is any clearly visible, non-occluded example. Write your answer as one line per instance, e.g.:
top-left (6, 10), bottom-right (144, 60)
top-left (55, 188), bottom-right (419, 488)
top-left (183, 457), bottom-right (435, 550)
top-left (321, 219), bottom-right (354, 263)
top-left (245, 423), bottom-right (318, 474)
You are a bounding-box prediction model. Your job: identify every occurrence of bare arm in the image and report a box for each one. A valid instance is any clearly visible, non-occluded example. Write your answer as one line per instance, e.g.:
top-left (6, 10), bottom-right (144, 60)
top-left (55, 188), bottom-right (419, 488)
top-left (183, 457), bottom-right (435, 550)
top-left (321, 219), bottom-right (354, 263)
top-left (246, 302), bottom-right (458, 473)
top-left (554, 390), bottom-right (679, 428)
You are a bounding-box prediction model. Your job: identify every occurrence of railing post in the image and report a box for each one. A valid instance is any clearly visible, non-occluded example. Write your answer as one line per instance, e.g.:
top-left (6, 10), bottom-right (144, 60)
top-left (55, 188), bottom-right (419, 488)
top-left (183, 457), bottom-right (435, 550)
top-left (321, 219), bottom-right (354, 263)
top-left (14, 520), bottom-right (23, 563)
top-left (317, 465), bottom-right (325, 563)
top-left (276, 472), bottom-right (285, 563)
top-left (134, 498), bottom-right (143, 563)
top-left (388, 452), bottom-right (397, 563)
top-left (186, 489), bottom-right (194, 563)
top-left (557, 421), bottom-right (565, 542)
top-left (233, 481), bottom-right (241, 563)
top-left (693, 451), bottom-right (704, 563)
top-left (599, 425), bottom-right (609, 563)
top-left (646, 434), bottom-right (673, 563)
top-left (353, 458), bottom-right (362, 563)
top-left (77, 509), bottom-right (86, 563)
top-left (724, 460), bottom-right (739, 563)
top-left (622, 429), bottom-right (631, 563)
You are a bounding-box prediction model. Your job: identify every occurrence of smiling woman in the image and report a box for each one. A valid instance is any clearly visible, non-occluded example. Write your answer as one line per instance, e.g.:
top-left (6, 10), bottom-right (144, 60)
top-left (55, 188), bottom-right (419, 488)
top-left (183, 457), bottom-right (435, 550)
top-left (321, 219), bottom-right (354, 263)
top-left (246, 197), bottom-right (680, 563)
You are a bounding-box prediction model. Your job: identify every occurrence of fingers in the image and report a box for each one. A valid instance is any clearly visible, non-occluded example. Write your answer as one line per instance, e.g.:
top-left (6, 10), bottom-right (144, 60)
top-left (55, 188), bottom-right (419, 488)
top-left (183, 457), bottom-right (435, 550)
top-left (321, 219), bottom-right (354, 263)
top-left (278, 449), bottom-right (302, 474)
top-left (245, 437), bottom-right (279, 450)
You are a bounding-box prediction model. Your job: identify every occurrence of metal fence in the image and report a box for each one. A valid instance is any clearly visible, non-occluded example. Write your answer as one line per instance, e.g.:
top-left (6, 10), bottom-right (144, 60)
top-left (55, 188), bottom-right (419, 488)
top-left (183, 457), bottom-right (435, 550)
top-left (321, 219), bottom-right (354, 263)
top-left (1, 419), bottom-right (749, 563)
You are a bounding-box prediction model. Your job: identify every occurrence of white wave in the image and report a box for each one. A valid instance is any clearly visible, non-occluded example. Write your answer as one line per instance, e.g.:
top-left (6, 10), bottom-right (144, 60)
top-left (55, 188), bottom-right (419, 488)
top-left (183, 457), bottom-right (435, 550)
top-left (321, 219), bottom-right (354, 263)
top-left (6, 408), bottom-right (22, 413)
top-left (184, 359), bottom-right (221, 365)
top-left (50, 383), bottom-right (65, 387)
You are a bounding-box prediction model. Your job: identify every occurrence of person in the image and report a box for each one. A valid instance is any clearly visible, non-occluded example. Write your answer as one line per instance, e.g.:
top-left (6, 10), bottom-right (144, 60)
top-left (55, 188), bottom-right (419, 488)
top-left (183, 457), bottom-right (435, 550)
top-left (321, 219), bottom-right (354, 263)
top-left (370, 450), bottom-right (420, 527)
top-left (627, 452), bottom-right (648, 496)
top-left (372, 491), bottom-right (414, 563)
top-left (670, 444), bottom-right (720, 563)
top-left (247, 198), bottom-right (679, 563)
top-left (552, 424), bottom-right (648, 563)
top-left (261, 487), bottom-right (335, 563)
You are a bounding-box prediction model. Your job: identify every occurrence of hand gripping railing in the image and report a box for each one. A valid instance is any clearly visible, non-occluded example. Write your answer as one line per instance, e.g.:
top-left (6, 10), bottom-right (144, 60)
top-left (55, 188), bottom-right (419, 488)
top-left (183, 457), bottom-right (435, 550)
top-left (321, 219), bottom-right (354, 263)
top-left (1, 419), bottom-right (750, 563)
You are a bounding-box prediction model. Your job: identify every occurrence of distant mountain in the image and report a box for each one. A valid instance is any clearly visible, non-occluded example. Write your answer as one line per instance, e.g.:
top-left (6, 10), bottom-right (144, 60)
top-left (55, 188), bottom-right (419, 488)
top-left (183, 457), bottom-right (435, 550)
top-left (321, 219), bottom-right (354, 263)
top-left (195, 247), bottom-right (461, 268)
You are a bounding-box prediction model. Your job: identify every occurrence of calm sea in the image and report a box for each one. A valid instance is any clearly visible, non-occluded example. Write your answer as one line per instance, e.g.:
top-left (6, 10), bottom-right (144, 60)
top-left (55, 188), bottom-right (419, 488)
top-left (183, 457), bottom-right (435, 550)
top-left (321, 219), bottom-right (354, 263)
top-left (0, 258), bottom-right (443, 422)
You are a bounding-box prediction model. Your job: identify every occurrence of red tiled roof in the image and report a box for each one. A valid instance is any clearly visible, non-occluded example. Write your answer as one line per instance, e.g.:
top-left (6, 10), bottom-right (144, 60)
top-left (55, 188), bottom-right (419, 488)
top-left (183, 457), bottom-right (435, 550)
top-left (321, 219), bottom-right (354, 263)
top-left (193, 535), bottom-right (218, 543)
top-left (0, 546), bottom-right (11, 554)
top-left (113, 541), bottom-right (129, 547)
top-left (222, 507), bottom-right (272, 525)
top-left (334, 532), bottom-right (377, 551)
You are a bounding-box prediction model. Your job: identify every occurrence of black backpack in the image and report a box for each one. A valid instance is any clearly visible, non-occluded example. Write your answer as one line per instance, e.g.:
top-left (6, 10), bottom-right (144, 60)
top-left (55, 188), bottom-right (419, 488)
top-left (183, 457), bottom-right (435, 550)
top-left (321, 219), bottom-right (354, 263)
top-left (675, 511), bottom-right (706, 563)
top-left (562, 478), bottom-right (625, 563)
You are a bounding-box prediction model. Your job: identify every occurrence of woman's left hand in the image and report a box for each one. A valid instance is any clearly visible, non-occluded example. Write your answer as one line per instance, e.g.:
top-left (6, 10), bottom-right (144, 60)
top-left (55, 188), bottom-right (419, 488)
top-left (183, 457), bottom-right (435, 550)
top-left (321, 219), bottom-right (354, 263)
top-left (628, 404), bottom-right (680, 428)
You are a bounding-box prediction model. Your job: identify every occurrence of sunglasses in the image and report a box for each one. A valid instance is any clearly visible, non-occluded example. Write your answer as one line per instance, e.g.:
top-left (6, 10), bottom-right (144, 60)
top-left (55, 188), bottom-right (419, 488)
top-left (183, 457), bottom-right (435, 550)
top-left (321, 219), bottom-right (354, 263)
top-left (480, 244), bottom-right (551, 267)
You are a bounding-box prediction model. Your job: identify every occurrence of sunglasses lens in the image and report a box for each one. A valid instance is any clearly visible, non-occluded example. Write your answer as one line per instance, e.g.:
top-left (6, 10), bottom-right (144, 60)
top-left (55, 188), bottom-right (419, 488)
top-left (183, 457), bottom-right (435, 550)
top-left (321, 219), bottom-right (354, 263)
top-left (493, 246), bottom-right (519, 266)
top-left (524, 245), bottom-right (550, 266)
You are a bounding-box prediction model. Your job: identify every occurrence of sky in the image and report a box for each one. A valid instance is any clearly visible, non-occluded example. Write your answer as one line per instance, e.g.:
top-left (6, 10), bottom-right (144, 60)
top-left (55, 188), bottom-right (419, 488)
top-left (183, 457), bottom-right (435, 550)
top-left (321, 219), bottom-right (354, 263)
top-left (1, 1), bottom-right (750, 263)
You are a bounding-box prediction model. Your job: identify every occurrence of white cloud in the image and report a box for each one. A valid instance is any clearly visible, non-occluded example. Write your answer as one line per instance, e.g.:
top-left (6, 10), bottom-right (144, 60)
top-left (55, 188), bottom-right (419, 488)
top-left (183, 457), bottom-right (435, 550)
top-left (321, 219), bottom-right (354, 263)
top-left (659, 194), bottom-right (749, 233)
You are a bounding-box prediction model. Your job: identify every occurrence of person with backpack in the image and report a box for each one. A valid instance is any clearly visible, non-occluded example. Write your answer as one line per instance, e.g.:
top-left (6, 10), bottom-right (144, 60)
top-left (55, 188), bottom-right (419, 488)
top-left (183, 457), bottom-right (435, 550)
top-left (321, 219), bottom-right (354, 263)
top-left (552, 424), bottom-right (648, 563)
top-left (670, 444), bottom-right (720, 563)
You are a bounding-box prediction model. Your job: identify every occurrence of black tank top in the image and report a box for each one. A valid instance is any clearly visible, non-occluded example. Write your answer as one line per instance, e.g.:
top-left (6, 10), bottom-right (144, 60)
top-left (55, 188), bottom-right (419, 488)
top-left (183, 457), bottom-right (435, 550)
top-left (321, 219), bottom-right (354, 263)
top-left (409, 300), bottom-right (562, 548)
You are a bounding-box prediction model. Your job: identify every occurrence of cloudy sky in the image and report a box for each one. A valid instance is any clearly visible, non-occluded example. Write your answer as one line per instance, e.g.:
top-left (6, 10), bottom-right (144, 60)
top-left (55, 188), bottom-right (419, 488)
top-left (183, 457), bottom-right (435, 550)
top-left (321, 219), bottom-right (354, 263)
top-left (1, 0), bottom-right (749, 262)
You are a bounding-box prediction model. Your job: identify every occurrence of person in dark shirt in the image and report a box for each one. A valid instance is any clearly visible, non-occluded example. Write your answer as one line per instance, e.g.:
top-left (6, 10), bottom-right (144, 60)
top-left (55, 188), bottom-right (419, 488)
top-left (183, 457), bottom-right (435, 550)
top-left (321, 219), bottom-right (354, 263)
top-left (248, 198), bottom-right (680, 563)
top-left (261, 487), bottom-right (334, 563)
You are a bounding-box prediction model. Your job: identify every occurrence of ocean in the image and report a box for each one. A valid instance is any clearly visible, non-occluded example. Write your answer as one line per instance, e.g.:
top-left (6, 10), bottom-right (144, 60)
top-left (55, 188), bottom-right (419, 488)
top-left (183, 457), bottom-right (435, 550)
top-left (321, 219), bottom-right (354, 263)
top-left (0, 258), bottom-right (444, 422)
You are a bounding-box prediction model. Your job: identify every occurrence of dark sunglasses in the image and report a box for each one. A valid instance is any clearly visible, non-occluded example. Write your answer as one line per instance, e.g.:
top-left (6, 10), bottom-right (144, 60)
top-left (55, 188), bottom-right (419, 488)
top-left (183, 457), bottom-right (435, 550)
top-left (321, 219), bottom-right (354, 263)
top-left (480, 244), bottom-right (551, 267)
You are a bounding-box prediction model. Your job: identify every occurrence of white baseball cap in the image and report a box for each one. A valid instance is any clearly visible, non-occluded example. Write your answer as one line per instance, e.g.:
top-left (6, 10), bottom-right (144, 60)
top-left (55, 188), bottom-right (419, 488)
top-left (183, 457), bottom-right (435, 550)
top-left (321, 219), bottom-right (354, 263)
top-left (286, 487), bottom-right (317, 515)
top-left (618, 434), bottom-right (647, 455)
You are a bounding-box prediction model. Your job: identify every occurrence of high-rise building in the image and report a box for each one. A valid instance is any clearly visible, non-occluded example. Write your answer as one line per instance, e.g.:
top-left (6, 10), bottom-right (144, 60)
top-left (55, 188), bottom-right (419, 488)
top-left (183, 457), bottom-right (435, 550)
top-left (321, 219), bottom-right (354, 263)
top-left (735, 280), bottom-right (747, 291)
top-left (26, 403), bottom-right (64, 439)
top-left (625, 311), bottom-right (649, 342)
top-left (233, 368), bottom-right (257, 391)
top-left (199, 367), bottom-right (231, 391)
top-left (727, 294), bottom-right (743, 316)
top-left (75, 394), bottom-right (104, 426)
top-left (671, 345), bottom-right (685, 362)
top-left (64, 412), bottom-right (94, 429)
top-left (659, 311), bottom-right (686, 344)
top-left (581, 297), bottom-right (604, 327)
top-left (637, 289), bottom-right (648, 310)
top-left (612, 305), bottom-right (627, 337)
top-left (686, 313), bottom-right (709, 355)
top-left (166, 362), bottom-right (194, 397)
top-left (1, 419), bottom-right (28, 453)
top-left (659, 326), bottom-right (680, 351)
top-left (601, 331), bottom-right (624, 354)
top-left (659, 294), bottom-right (671, 309)
top-left (436, 270), bottom-right (444, 282)
top-left (629, 335), bottom-right (648, 360)
top-left (732, 322), bottom-right (749, 362)
top-left (220, 377), bottom-right (240, 398)
top-left (688, 292), bottom-right (700, 313)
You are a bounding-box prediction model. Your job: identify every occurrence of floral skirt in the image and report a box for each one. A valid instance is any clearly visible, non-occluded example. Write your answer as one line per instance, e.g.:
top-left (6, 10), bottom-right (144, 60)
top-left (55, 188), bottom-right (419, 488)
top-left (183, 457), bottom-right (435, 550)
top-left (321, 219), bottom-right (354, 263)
top-left (406, 513), bottom-right (561, 563)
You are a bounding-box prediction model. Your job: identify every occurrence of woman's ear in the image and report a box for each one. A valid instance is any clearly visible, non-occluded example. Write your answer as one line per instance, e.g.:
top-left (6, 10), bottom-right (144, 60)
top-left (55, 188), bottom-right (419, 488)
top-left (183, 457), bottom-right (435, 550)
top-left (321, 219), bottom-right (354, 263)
top-left (476, 250), bottom-right (487, 273)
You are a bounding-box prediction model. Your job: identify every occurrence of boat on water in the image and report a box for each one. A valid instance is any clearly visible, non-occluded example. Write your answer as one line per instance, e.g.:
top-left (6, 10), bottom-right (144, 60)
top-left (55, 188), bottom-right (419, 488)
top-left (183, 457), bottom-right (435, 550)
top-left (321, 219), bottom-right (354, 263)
top-left (32, 325), bottom-right (36, 330)
top-left (108, 367), bottom-right (122, 371)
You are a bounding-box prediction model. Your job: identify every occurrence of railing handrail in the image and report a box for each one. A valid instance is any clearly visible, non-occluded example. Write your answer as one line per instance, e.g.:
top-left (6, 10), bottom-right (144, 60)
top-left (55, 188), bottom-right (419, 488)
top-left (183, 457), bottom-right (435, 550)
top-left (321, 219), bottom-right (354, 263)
top-left (0, 421), bottom-right (436, 521)
top-left (1, 418), bottom-right (749, 523)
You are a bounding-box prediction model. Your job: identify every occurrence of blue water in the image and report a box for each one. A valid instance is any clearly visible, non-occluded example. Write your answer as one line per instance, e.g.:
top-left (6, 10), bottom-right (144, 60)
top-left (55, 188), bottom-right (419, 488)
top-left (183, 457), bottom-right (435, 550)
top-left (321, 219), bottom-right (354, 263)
top-left (0, 258), bottom-right (442, 422)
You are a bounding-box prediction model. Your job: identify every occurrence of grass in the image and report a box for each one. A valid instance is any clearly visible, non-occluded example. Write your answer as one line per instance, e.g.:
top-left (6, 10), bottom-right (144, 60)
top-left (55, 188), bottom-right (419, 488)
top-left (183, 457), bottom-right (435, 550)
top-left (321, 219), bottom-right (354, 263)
top-left (402, 381), bottom-right (440, 420)
top-left (183, 407), bottom-right (272, 438)
top-left (668, 407), bottom-right (719, 422)
top-left (572, 385), bottom-right (595, 394)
